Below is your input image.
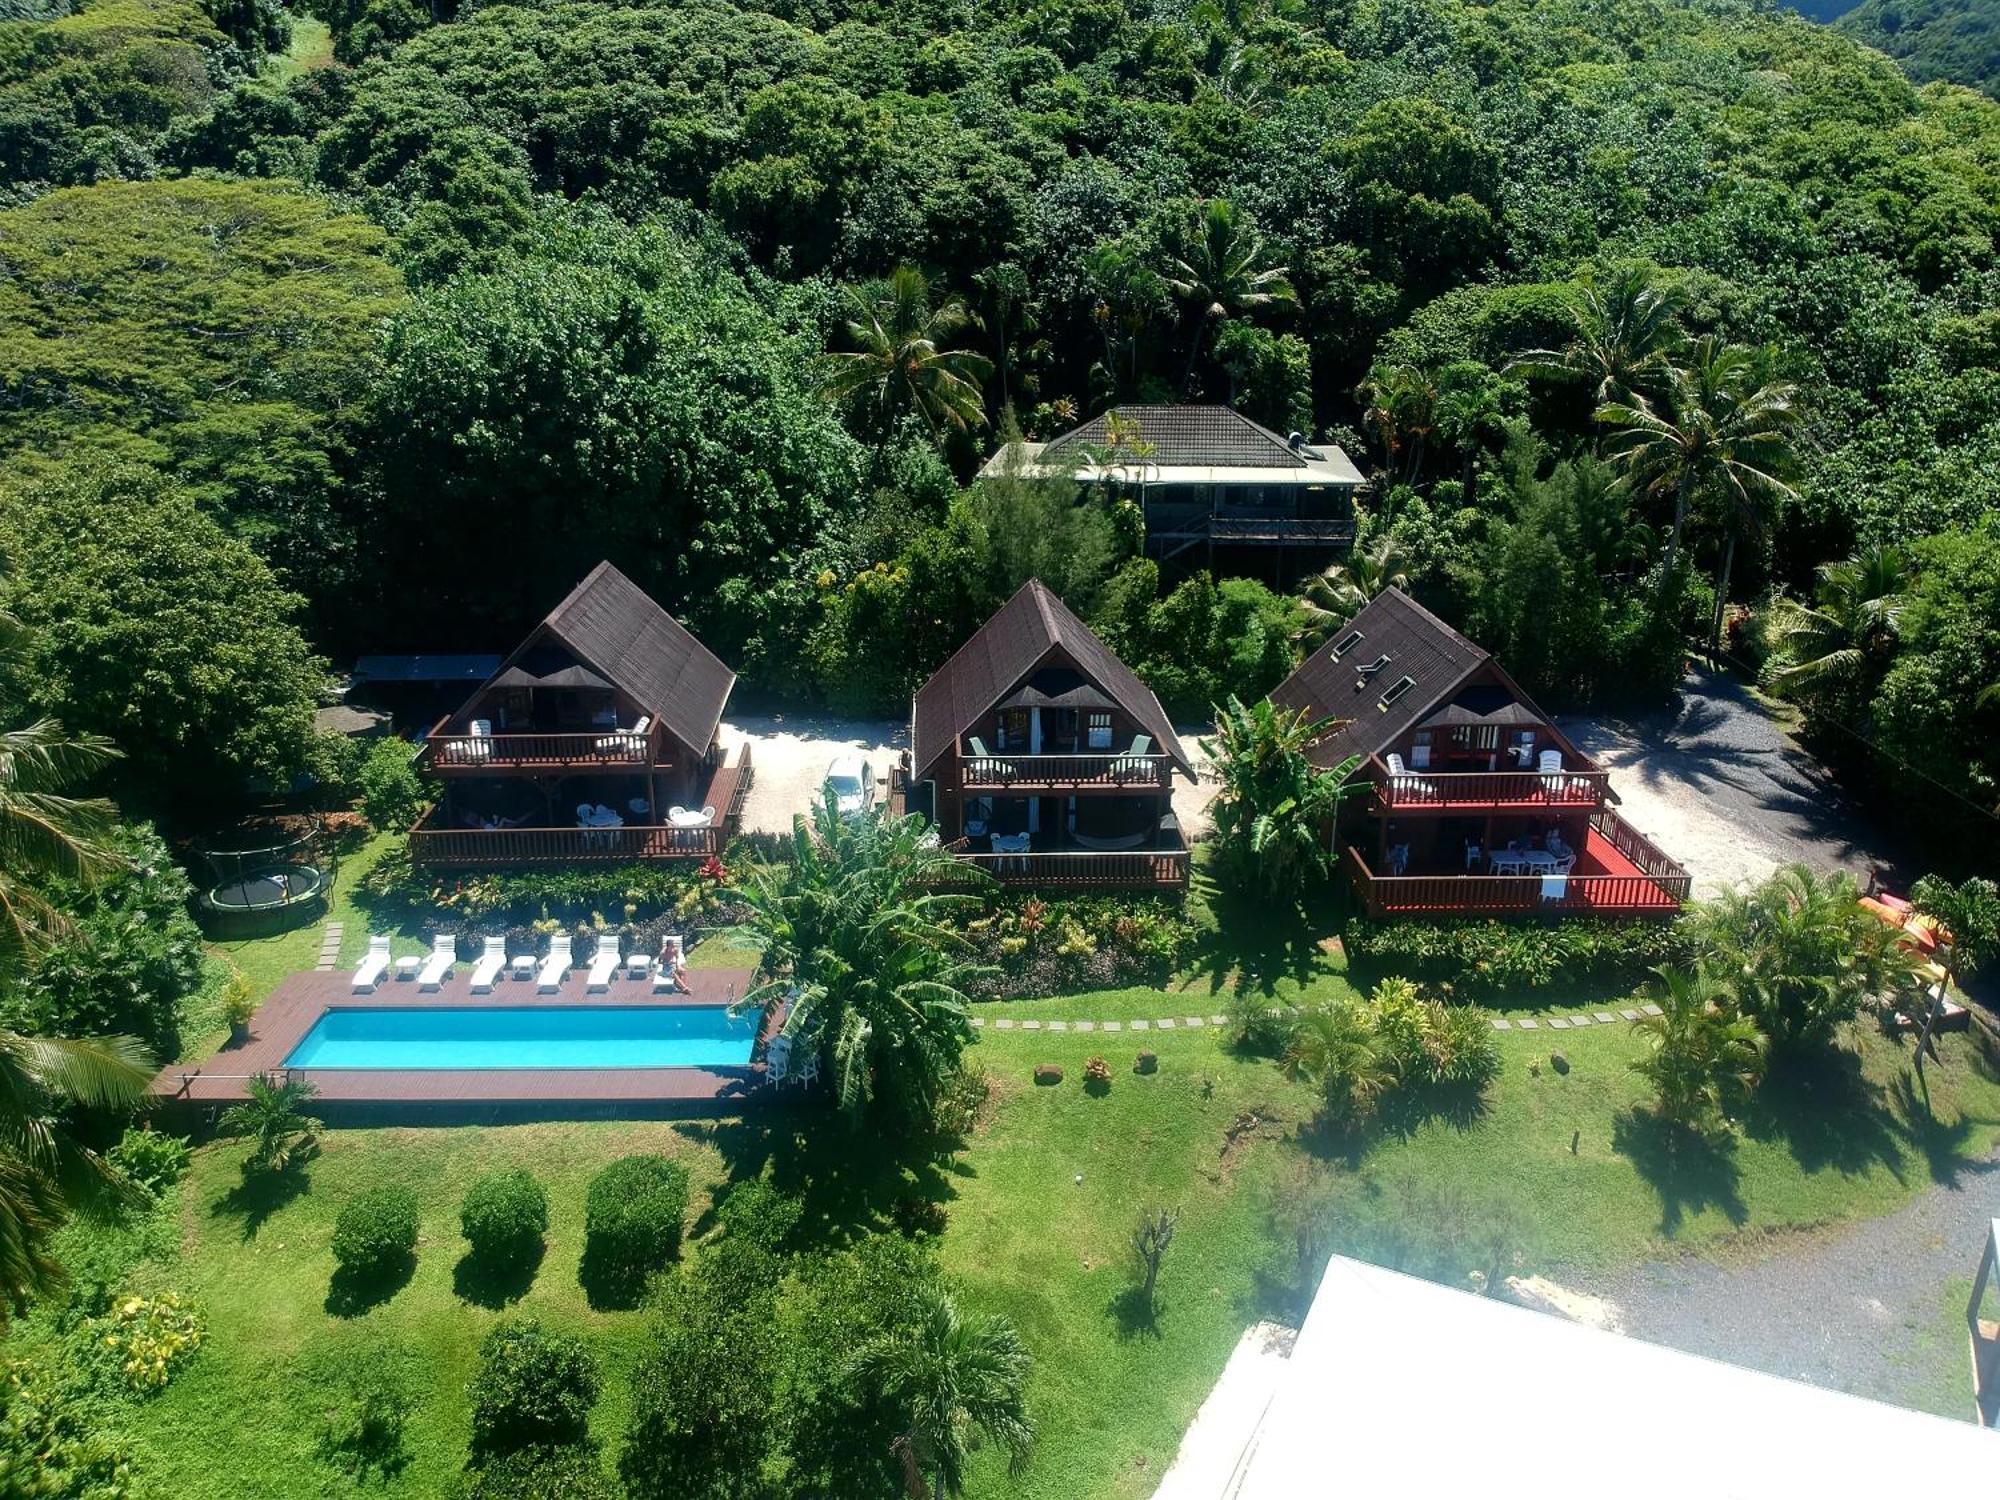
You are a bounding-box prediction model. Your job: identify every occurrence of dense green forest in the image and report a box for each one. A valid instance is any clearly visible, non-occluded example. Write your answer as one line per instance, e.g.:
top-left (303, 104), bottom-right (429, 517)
top-left (1838, 0), bottom-right (2000, 96)
top-left (2, 0), bottom-right (1999, 832)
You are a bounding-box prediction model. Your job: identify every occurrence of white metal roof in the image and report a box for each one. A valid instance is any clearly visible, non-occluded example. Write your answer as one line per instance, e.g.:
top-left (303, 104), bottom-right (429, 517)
top-left (1186, 1254), bottom-right (1996, 1499)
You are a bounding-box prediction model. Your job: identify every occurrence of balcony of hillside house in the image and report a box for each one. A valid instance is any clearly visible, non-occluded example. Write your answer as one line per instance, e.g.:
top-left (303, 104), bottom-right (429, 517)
top-left (956, 739), bottom-right (1176, 794)
top-left (422, 713), bottom-right (669, 775)
top-left (408, 746), bottom-right (752, 866)
top-left (1369, 752), bottom-right (1610, 814)
top-left (943, 803), bottom-right (1188, 891)
top-left (1345, 808), bottom-right (1688, 918)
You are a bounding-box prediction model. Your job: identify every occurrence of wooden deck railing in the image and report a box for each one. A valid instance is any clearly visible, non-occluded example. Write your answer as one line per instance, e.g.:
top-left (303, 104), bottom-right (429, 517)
top-left (1369, 755), bottom-right (1609, 810)
top-left (958, 752), bottom-right (1174, 792)
top-left (426, 722), bottom-right (661, 771)
top-left (410, 821), bottom-right (727, 865)
top-left (1588, 807), bottom-right (1689, 890)
top-left (954, 847), bottom-right (1190, 889)
top-left (1342, 836), bottom-right (1686, 918)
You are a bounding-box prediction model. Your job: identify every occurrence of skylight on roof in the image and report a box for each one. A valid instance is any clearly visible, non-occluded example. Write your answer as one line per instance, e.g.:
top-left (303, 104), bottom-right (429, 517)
top-left (1378, 675), bottom-right (1418, 710)
top-left (1331, 630), bottom-right (1364, 660)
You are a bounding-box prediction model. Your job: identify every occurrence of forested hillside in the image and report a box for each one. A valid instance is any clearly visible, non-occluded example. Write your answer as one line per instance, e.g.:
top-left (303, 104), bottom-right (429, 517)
top-left (2, 0), bottom-right (1998, 827)
top-left (1839, 0), bottom-right (2000, 96)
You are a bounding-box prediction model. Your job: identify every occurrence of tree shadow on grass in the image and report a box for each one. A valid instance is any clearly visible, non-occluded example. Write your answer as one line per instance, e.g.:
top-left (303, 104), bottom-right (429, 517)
top-left (673, 1100), bottom-right (966, 1252)
top-left (1107, 1286), bottom-right (1162, 1340)
top-left (210, 1163), bottom-right (311, 1242)
top-left (1377, 1082), bottom-right (1493, 1140)
top-left (453, 1244), bottom-right (544, 1309)
top-left (1611, 1109), bottom-right (1746, 1236)
top-left (1736, 1047), bottom-right (1907, 1183)
top-left (1187, 882), bottom-right (1331, 1002)
top-left (326, 1255), bottom-right (416, 1318)
top-left (1886, 1071), bottom-right (2000, 1189)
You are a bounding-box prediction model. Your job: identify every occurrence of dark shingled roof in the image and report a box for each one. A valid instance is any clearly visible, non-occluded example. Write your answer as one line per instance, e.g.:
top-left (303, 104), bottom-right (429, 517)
top-left (1269, 588), bottom-right (1493, 770)
top-left (912, 581), bottom-right (1194, 783)
top-left (473, 563), bottom-right (735, 754)
top-left (1041, 405), bottom-right (1308, 469)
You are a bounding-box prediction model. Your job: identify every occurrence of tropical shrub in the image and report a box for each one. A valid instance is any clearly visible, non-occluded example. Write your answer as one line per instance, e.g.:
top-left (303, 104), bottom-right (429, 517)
top-left (581, 1156), bottom-right (689, 1305)
top-left (461, 1171), bottom-right (548, 1273)
top-left (354, 736), bottom-right (430, 831)
top-left (1223, 988), bottom-right (1294, 1054)
top-left (963, 895), bottom-right (1200, 1000)
top-left (359, 843), bottom-right (745, 928)
top-left (1283, 998), bottom-right (1394, 1123)
top-left (715, 1179), bottom-right (803, 1251)
top-left (1343, 917), bottom-right (1690, 997)
top-left (928, 1060), bottom-right (990, 1141)
top-left (65, 1292), bottom-right (205, 1395)
top-left (1688, 865), bottom-right (1916, 1053)
top-left (0, 1358), bottom-right (140, 1496)
top-left (468, 1320), bottom-right (602, 1459)
top-left (1629, 965), bottom-right (1767, 1128)
top-left (332, 1186), bottom-right (420, 1281)
top-left (108, 1128), bottom-right (192, 1197)
top-left (217, 1073), bottom-right (322, 1175)
top-left (1282, 978), bottom-right (1499, 1123)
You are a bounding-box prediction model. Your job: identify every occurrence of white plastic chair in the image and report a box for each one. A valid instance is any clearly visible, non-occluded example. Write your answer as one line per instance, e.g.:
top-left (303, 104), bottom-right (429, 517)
top-left (791, 1047), bottom-right (821, 1089)
top-left (765, 1034), bottom-right (793, 1084)
top-left (586, 935), bottom-right (620, 993)
top-left (537, 933), bottom-right (573, 993)
top-left (470, 935), bottom-right (506, 993)
top-left (352, 935), bottom-right (391, 993)
top-left (417, 932), bottom-right (456, 990)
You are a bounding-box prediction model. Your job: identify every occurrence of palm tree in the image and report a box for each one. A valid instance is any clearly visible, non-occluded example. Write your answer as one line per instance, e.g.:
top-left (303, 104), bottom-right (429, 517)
top-left (1629, 965), bottom-right (1766, 1130)
top-left (852, 1280), bottom-right (1034, 1500)
top-left (1297, 535), bottom-right (1409, 647)
top-left (1505, 265), bottom-right (1684, 405)
top-left (821, 267), bottom-right (994, 440)
top-left (1282, 1000), bottom-right (1393, 1124)
top-left (1356, 363), bottom-right (1441, 487)
top-left (1162, 200), bottom-right (1295, 396)
top-left (0, 1029), bottom-right (153, 1316)
top-left (1200, 696), bottom-right (1364, 899)
top-left (736, 793), bottom-right (988, 1125)
top-left (218, 1073), bottom-right (322, 1175)
top-left (0, 706), bottom-right (124, 973)
top-left (1596, 337), bottom-right (1800, 606)
top-left (1768, 545), bottom-right (1910, 700)
top-left (1687, 864), bottom-right (1916, 1055)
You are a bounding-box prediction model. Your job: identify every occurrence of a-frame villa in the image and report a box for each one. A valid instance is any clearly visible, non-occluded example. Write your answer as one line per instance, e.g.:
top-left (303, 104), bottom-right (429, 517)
top-left (409, 562), bottom-right (750, 865)
top-left (906, 580), bottom-right (1196, 890)
top-left (1270, 588), bottom-right (1689, 916)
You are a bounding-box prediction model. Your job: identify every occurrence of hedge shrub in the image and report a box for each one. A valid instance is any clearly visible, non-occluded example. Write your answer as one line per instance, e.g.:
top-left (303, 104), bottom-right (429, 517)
top-left (1343, 916), bottom-right (1690, 998)
top-left (461, 1170), bottom-right (548, 1271)
top-left (332, 1185), bottom-right (420, 1280)
top-left (468, 1320), bottom-right (602, 1459)
top-left (580, 1156), bottom-right (689, 1305)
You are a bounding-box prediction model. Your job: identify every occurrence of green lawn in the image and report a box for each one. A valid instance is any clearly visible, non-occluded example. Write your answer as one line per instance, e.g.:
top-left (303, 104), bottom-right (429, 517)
top-left (27, 974), bottom-right (2000, 1498)
top-left (269, 15), bottom-right (333, 78)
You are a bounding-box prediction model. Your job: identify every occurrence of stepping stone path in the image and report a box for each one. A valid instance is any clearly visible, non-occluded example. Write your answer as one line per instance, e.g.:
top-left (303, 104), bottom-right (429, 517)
top-left (970, 1001), bottom-right (1657, 1038)
top-left (314, 921), bottom-right (345, 972)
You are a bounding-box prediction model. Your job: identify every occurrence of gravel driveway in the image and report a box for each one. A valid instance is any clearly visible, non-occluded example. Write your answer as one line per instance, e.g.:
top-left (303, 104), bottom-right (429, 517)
top-left (1562, 666), bottom-right (1913, 898)
top-left (1571, 1152), bottom-right (2000, 1418)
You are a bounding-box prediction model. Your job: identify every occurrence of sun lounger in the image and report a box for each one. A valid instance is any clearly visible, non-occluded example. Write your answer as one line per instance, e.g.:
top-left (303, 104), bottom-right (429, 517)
top-left (586, 936), bottom-right (620, 993)
top-left (965, 735), bottom-right (1016, 782)
top-left (1384, 753), bottom-right (1437, 800)
top-left (470, 935), bottom-right (507, 993)
top-left (1111, 734), bottom-right (1155, 780)
top-left (352, 935), bottom-right (391, 993)
top-left (417, 932), bottom-right (457, 991)
top-left (537, 933), bottom-right (573, 993)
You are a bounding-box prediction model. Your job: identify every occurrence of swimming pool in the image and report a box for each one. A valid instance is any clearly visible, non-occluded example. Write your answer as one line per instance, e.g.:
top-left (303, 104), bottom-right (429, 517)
top-left (283, 1006), bottom-right (756, 1072)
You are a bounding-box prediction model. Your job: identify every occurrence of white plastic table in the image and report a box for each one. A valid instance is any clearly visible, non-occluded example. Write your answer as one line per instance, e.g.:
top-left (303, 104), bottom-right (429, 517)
top-left (393, 956), bottom-right (422, 982)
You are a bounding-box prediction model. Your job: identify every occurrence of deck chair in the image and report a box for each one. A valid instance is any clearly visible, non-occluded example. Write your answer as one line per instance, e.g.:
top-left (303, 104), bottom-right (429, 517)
top-left (586, 935), bottom-right (621, 993)
top-left (965, 735), bottom-right (1015, 781)
top-left (417, 932), bottom-right (457, 990)
top-left (352, 935), bottom-right (392, 993)
top-left (1384, 752), bottom-right (1438, 800)
top-left (469, 935), bottom-right (507, 993)
top-left (537, 933), bottom-right (573, 993)
top-left (651, 936), bottom-right (687, 992)
top-left (1111, 734), bottom-right (1155, 780)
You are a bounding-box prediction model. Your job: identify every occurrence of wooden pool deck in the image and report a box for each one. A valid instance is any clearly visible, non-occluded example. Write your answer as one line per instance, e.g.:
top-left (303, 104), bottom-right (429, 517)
top-left (153, 965), bottom-right (772, 1122)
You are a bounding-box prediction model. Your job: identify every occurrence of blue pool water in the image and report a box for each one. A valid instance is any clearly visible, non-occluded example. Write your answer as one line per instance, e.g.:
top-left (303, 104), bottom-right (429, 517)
top-left (283, 1006), bottom-right (756, 1071)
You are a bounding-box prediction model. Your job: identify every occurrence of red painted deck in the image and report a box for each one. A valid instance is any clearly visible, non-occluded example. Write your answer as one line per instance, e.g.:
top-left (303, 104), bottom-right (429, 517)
top-left (153, 965), bottom-right (770, 1118)
top-left (1347, 815), bottom-right (1688, 918)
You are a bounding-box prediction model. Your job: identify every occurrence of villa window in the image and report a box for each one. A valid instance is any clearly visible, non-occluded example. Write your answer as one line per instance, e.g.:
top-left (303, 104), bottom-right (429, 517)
top-left (1086, 711), bottom-right (1113, 749)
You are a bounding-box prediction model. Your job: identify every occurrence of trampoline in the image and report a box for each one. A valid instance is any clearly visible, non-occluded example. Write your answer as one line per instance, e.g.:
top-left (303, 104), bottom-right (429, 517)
top-left (196, 825), bottom-right (331, 936)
